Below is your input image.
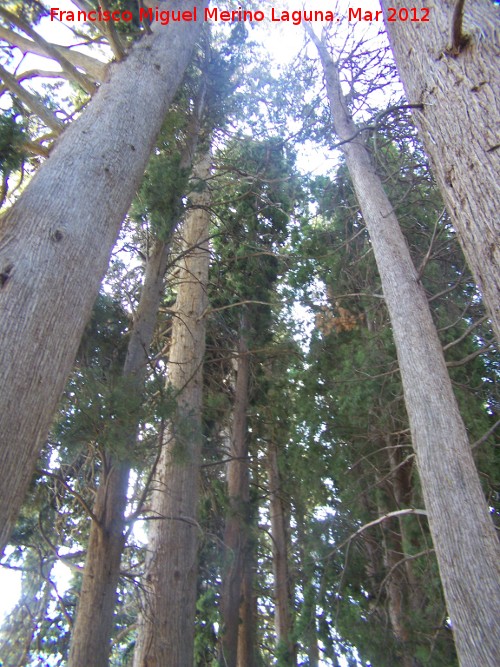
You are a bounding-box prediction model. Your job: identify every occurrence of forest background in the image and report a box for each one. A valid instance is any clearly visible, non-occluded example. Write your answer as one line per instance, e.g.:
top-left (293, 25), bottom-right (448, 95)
top-left (0, 1), bottom-right (499, 666)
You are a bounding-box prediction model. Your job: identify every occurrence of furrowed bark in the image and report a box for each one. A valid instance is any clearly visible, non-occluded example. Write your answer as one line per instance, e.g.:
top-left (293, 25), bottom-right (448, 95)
top-left (308, 27), bottom-right (500, 667)
top-left (67, 86), bottom-right (206, 667)
top-left (219, 313), bottom-right (251, 667)
top-left (380, 0), bottom-right (500, 341)
top-left (268, 441), bottom-right (296, 666)
top-left (133, 149), bottom-right (211, 667)
top-left (0, 0), bottom-right (204, 554)
top-left (67, 239), bottom-right (170, 667)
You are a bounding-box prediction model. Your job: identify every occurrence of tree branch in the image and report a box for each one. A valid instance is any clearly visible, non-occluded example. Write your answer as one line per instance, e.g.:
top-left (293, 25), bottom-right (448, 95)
top-left (0, 7), bottom-right (97, 93)
top-left (442, 315), bottom-right (490, 351)
top-left (446, 340), bottom-right (494, 367)
top-left (0, 63), bottom-right (64, 133)
top-left (450, 0), bottom-right (470, 55)
top-left (37, 468), bottom-right (100, 525)
top-left (0, 25), bottom-right (107, 82)
top-left (327, 508), bottom-right (428, 557)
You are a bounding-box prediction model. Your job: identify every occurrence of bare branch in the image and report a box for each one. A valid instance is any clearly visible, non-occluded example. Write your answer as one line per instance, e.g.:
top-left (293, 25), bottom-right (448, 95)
top-left (472, 419), bottom-right (500, 450)
top-left (0, 25), bottom-right (107, 82)
top-left (0, 63), bottom-right (64, 133)
top-left (0, 7), bottom-right (97, 93)
top-left (327, 508), bottom-right (428, 557)
top-left (442, 315), bottom-right (490, 351)
top-left (450, 0), bottom-right (469, 55)
top-left (37, 468), bottom-right (100, 525)
top-left (446, 340), bottom-right (495, 367)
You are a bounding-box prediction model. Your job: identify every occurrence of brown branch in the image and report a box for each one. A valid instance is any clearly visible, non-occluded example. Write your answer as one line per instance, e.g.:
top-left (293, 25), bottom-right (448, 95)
top-left (442, 315), bottom-right (490, 351)
top-left (97, 0), bottom-right (126, 60)
top-left (36, 468), bottom-right (99, 524)
top-left (445, 340), bottom-right (494, 367)
top-left (37, 513), bottom-right (84, 574)
top-left (198, 300), bottom-right (274, 321)
top-left (471, 419), bottom-right (500, 450)
top-left (375, 548), bottom-right (435, 607)
top-left (22, 139), bottom-right (51, 158)
top-left (450, 0), bottom-right (470, 55)
top-left (417, 208), bottom-right (447, 280)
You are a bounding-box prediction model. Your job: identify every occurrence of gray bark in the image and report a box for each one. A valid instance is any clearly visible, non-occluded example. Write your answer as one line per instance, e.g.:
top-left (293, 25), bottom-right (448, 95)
top-left (0, 1), bottom-right (203, 554)
top-left (133, 149), bottom-right (211, 667)
top-left (308, 28), bottom-right (500, 667)
top-left (380, 0), bottom-right (500, 341)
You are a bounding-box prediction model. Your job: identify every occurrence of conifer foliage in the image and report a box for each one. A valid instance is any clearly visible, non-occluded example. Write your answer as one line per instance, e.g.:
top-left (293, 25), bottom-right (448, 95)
top-left (0, 4), bottom-right (499, 666)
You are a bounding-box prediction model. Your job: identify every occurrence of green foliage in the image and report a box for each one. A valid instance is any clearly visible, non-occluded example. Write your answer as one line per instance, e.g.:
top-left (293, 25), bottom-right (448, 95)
top-left (0, 111), bottom-right (26, 178)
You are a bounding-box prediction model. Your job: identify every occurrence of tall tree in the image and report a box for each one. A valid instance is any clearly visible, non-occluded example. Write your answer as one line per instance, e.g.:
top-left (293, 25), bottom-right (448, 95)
top-left (0, 0), bottom-right (204, 553)
top-left (67, 82), bottom-right (205, 667)
top-left (380, 0), bottom-right (500, 340)
top-left (132, 147), bottom-right (212, 667)
top-left (306, 24), bottom-right (500, 667)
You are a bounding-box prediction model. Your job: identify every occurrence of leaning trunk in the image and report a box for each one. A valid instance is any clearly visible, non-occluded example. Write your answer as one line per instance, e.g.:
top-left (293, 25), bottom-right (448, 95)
top-left (380, 0), bottom-right (500, 340)
top-left (0, 0), bottom-right (203, 553)
top-left (219, 312), bottom-right (251, 667)
top-left (133, 150), bottom-right (211, 667)
top-left (308, 29), bottom-right (500, 667)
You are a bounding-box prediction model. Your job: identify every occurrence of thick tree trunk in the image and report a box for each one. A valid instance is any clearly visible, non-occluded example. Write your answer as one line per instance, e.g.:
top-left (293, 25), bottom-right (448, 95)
top-left (219, 314), bottom-right (251, 667)
top-left (67, 239), bottom-right (170, 667)
top-left (133, 150), bottom-right (211, 667)
top-left (308, 29), bottom-right (500, 667)
top-left (0, 0), bottom-right (203, 553)
top-left (268, 441), bottom-right (296, 666)
top-left (380, 0), bottom-right (500, 341)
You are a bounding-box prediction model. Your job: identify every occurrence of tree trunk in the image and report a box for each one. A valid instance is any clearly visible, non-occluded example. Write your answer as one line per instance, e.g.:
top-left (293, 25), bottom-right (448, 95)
top-left (133, 149), bottom-right (211, 667)
top-left (67, 239), bottom-right (170, 667)
top-left (0, 0), bottom-right (203, 553)
top-left (67, 89), bottom-right (206, 667)
top-left (219, 313), bottom-right (251, 667)
top-left (268, 441), bottom-right (296, 666)
top-left (308, 29), bottom-right (500, 667)
top-left (375, 475), bottom-right (413, 667)
top-left (380, 0), bottom-right (500, 341)
top-left (236, 551), bottom-right (256, 667)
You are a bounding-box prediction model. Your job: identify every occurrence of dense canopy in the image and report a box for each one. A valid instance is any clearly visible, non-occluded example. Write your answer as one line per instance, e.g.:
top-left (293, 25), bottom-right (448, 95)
top-left (0, 2), bottom-right (499, 666)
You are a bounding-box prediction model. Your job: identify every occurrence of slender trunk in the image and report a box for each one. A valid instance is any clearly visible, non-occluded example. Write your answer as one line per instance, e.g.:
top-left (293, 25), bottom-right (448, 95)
top-left (294, 499), bottom-right (319, 667)
top-left (386, 440), bottom-right (426, 617)
top-left (375, 477), bottom-right (412, 667)
top-left (219, 313), bottom-right (251, 667)
top-left (380, 0), bottom-right (500, 341)
top-left (0, 0), bottom-right (204, 553)
top-left (308, 29), bottom-right (500, 667)
top-left (0, 551), bottom-right (52, 667)
top-left (133, 149), bottom-right (211, 667)
top-left (268, 441), bottom-right (296, 666)
top-left (236, 549), bottom-right (256, 667)
top-left (67, 240), bottom-right (170, 667)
